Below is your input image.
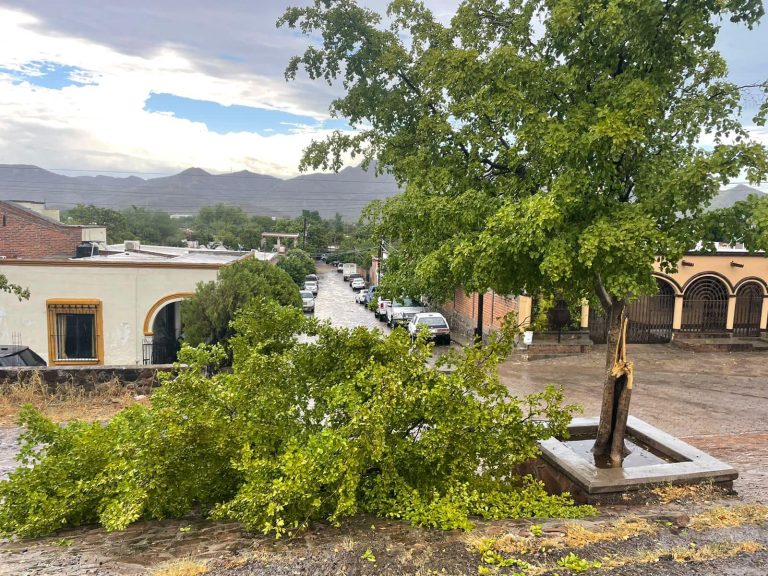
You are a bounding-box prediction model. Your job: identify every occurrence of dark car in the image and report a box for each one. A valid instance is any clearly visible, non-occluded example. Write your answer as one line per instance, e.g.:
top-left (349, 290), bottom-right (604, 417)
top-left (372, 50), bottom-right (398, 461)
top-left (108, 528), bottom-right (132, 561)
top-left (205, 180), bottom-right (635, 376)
top-left (0, 345), bottom-right (46, 367)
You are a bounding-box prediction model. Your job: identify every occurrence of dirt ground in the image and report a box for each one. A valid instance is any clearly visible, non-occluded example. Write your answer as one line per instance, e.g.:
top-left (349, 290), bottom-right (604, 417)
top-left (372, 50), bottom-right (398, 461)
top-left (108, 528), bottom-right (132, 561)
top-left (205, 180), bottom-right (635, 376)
top-left (1, 310), bottom-right (767, 575)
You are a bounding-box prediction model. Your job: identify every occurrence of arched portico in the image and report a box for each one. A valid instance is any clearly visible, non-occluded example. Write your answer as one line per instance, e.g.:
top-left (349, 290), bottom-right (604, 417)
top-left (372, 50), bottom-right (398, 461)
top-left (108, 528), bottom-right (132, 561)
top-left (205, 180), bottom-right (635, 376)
top-left (142, 292), bottom-right (193, 364)
top-left (680, 275), bottom-right (730, 333)
top-left (143, 292), bottom-right (194, 336)
top-left (733, 281), bottom-right (766, 337)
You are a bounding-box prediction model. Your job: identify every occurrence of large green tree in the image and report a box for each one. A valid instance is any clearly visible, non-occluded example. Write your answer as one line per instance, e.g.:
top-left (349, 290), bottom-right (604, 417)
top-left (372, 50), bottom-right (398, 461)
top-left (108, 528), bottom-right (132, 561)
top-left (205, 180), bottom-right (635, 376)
top-left (181, 257), bottom-right (301, 346)
top-left (281, 0), bottom-right (768, 466)
top-left (64, 205), bottom-right (132, 244)
top-left (277, 248), bottom-right (317, 286)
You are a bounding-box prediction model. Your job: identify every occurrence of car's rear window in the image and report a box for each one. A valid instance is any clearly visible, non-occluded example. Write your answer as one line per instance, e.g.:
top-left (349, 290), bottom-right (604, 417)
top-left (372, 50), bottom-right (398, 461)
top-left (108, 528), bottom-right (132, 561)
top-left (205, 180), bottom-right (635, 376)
top-left (418, 317), bottom-right (448, 328)
top-left (300, 291), bottom-right (313, 298)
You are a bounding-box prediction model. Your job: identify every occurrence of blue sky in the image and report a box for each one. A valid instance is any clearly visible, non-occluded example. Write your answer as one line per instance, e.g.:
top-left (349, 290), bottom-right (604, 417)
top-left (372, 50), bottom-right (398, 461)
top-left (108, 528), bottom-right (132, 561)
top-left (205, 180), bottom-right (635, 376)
top-left (0, 61), bottom-right (95, 89)
top-left (0, 1), bottom-right (766, 178)
top-left (143, 93), bottom-right (349, 135)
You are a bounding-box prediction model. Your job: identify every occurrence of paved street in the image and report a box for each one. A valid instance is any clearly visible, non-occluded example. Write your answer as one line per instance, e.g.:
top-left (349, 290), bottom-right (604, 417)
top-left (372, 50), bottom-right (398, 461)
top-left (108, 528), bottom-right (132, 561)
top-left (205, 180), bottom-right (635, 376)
top-left (311, 263), bottom-right (459, 363)
top-left (500, 345), bottom-right (768, 501)
top-left (313, 263), bottom-right (388, 332)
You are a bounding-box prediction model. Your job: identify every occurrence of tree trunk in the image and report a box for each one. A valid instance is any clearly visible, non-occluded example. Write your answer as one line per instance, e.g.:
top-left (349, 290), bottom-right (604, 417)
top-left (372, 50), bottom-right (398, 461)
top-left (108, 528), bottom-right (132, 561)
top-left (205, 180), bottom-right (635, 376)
top-left (474, 292), bottom-right (484, 343)
top-left (592, 299), bottom-right (634, 467)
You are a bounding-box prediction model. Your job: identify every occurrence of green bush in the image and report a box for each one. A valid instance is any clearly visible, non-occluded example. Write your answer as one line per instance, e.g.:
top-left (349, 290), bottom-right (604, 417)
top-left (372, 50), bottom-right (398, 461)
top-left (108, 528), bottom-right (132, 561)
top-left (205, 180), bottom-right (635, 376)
top-left (0, 299), bottom-right (591, 538)
top-left (181, 257), bottom-right (301, 346)
top-left (276, 248), bottom-right (316, 287)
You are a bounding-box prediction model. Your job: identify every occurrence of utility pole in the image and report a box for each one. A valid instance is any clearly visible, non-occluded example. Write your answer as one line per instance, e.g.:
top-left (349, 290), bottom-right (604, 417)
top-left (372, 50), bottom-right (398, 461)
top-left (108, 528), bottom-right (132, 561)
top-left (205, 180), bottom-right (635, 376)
top-left (377, 236), bottom-right (384, 284)
top-left (302, 216), bottom-right (308, 250)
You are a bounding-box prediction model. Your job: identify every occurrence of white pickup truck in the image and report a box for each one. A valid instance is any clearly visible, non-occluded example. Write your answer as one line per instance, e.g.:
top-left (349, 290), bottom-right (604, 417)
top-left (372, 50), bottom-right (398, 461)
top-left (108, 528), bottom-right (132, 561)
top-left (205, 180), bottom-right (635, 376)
top-left (385, 297), bottom-right (428, 327)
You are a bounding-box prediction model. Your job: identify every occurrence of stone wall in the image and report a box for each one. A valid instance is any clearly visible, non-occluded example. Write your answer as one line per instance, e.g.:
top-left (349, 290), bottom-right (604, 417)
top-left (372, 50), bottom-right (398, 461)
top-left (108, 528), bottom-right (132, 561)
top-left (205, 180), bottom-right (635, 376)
top-left (0, 364), bottom-right (175, 394)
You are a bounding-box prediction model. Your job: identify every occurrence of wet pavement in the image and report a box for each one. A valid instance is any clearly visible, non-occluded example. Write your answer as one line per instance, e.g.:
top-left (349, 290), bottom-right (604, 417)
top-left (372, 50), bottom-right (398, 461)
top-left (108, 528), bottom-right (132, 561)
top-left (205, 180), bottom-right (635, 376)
top-left (500, 346), bottom-right (768, 501)
top-left (312, 264), bottom-right (389, 332)
top-left (1, 267), bottom-right (767, 574)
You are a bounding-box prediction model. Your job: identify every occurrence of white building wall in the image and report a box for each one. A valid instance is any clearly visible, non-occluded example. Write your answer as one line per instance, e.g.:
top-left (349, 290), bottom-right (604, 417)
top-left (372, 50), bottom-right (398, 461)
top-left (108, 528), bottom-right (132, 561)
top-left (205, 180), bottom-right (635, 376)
top-left (0, 263), bottom-right (220, 365)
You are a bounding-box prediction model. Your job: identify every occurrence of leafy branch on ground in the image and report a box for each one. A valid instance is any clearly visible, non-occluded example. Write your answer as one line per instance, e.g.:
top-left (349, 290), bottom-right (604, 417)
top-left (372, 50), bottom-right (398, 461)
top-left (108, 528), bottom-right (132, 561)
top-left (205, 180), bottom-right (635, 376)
top-left (0, 298), bottom-right (591, 538)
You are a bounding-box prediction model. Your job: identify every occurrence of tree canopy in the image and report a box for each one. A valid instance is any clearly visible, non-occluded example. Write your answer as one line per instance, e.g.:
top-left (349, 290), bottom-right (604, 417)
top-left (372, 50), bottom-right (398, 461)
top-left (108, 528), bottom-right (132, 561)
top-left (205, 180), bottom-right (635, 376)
top-left (64, 205), bottom-right (182, 245)
top-left (181, 258), bottom-right (301, 346)
top-left (281, 0), bottom-right (768, 464)
top-left (277, 248), bottom-right (317, 286)
top-left (281, 0), bottom-right (768, 306)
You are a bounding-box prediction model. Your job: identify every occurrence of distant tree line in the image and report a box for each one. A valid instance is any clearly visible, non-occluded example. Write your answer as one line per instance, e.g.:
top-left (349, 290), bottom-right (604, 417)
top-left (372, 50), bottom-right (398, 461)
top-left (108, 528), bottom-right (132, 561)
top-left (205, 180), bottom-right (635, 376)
top-left (63, 203), bottom-right (376, 258)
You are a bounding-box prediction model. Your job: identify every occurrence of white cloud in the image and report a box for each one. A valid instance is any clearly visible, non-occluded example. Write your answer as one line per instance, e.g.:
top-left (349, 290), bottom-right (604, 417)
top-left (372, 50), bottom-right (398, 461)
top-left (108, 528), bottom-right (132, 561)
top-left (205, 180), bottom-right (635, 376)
top-left (0, 7), bottom-right (353, 177)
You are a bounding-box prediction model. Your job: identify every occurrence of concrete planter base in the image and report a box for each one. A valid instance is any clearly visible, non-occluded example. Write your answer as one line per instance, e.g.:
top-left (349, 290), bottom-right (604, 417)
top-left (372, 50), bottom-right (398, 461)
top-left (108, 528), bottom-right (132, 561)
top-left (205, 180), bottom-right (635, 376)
top-left (530, 416), bottom-right (737, 504)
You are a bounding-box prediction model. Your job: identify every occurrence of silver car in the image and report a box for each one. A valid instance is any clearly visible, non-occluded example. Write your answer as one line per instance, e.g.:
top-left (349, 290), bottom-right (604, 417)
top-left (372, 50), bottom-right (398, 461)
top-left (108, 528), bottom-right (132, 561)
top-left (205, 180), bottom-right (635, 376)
top-left (300, 290), bottom-right (315, 313)
top-left (407, 312), bottom-right (451, 345)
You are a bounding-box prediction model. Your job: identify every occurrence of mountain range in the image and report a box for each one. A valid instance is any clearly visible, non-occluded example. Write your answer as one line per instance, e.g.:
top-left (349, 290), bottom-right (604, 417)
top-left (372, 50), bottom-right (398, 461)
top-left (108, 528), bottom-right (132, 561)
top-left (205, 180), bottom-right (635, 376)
top-left (0, 163), bottom-right (764, 219)
top-left (0, 163), bottom-right (401, 219)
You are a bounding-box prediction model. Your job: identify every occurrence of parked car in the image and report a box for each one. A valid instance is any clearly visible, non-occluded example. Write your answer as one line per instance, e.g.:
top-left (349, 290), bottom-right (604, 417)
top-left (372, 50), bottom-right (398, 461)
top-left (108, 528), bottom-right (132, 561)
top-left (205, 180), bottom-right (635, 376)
top-left (0, 345), bottom-right (46, 367)
top-left (303, 280), bottom-right (318, 295)
top-left (336, 262), bottom-right (344, 273)
top-left (300, 290), bottom-right (315, 313)
top-left (351, 277), bottom-right (366, 291)
top-left (376, 298), bottom-right (391, 321)
top-left (347, 273), bottom-right (363, 286)
top-left (386, 297), bottom-right (428, 327)
top-left (359, 285), bottom-right (377, 305)
top-left (407, 313), bottom-right (451, 345)
top-left (342, 263), bottom-right (357, 280)
top-left (305, 273), bottom-right (319, 284)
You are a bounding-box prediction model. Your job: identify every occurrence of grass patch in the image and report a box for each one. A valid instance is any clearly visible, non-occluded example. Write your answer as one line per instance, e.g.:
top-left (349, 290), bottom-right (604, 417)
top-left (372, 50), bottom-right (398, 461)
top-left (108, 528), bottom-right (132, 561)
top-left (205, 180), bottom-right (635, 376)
top-left (601, 540), bottom-right (763, 569)
top-left (690, 505), bottom-right (768, 531)
top-left (0, 371), bottom-right (148, 424)
top-left (152, 559), bottom-right (207, 576)
top-left (558, 518), bottom-right (657, 548)
top-left (473, 518), bottom-right (658, 557)
top-left (651, 483), bottom-right (724, 504)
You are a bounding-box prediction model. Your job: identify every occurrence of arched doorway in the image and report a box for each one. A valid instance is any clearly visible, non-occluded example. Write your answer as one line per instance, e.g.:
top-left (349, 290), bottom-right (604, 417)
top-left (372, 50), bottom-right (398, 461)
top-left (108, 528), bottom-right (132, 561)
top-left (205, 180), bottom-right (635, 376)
top-left (681, 276), bottom-right (729, 333)
top-left (142, 293), bottom-right (192, 364)
top-left (588, 278), bottom-right (675, 344)
top-left (733, 282), bottom-right (764, 337)
top-left (147, 302), bottom-right (182, 364)
top-left (626, 278), bottom-right (676, 343)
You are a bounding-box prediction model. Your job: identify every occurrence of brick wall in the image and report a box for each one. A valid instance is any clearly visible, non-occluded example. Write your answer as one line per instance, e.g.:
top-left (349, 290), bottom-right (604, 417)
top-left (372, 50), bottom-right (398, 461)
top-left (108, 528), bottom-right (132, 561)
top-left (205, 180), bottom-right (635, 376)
top-left (441, 289), bottom-right (519, 340)
top-left (0, 201), bottom-right (84, 259)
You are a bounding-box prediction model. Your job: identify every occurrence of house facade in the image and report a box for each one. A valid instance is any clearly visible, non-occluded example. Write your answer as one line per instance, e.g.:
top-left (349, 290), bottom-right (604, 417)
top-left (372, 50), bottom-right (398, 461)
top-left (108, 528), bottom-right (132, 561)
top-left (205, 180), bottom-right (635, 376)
top-left (0, 201), bottom-right (261, 365)
top-left (443, 246), bottom-right (768, 344)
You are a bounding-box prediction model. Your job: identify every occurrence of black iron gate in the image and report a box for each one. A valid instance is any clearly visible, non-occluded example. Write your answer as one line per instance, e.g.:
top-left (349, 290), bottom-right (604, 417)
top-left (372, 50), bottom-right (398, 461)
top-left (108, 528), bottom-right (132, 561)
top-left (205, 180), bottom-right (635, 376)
top-left (142, 338), bottom-right (180, 364)
top-left (589, 292), bottom-right (675, 344)
top-left (733, 283), bottom-right (764, 337)
top-left (680, 277), bottom-right (729, 333)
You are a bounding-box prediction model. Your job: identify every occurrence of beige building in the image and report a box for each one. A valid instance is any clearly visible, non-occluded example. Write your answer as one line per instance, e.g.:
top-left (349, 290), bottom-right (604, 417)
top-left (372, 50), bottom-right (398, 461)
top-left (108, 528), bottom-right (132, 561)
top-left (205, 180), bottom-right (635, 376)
top-left (516, 244), bottom-right (768, 343)
top-left (0, 243), bottom-right (271, 365)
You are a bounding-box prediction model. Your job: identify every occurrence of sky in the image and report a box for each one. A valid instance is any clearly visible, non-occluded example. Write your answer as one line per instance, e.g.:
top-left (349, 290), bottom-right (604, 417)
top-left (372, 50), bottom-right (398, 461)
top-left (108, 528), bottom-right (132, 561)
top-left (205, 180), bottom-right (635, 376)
top-left (0, 1), bottom-right (766, 179)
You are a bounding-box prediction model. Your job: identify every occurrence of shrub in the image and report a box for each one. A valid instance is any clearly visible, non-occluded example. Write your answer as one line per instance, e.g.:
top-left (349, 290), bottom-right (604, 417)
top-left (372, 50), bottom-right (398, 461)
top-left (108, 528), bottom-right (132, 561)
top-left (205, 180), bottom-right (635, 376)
top-left (276, 248), bottom-right (316, 287)
top-left (0, 299), bottom-right (589, 538)
top-left (181, 257), bottom-right (301, 346)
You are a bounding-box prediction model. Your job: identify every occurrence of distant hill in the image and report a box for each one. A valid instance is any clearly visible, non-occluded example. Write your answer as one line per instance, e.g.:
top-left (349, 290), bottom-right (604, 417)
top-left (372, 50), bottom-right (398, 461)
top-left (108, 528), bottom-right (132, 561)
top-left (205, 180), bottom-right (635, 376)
top-left (0, 163), bottom-right (401, 219)
top-left (707, 183), bottom-right (767, 210)
top-left (1, 163), bottom-right (761, 218)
